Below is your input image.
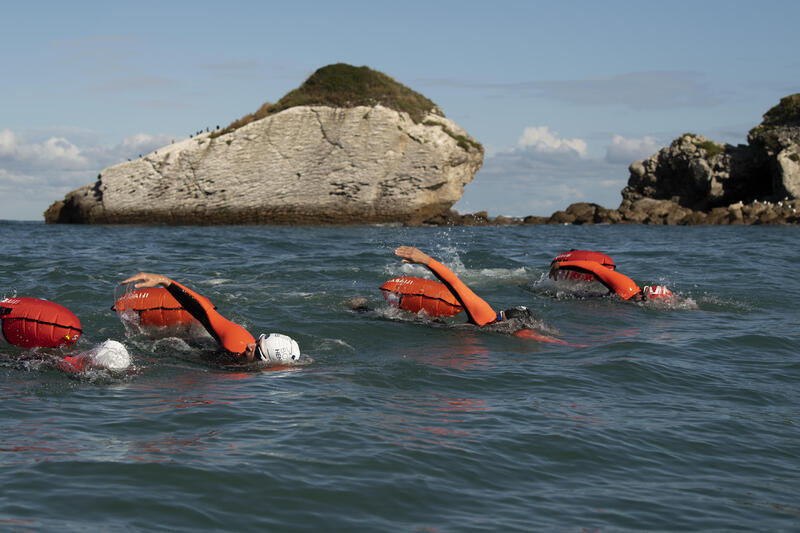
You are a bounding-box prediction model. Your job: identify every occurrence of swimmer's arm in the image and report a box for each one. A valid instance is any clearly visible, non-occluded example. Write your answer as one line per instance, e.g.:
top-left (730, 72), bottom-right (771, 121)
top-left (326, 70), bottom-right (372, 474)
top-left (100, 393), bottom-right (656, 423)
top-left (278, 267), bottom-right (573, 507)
top-left (394, 246), bottom-right (432, 266)
top-left (121, 272), bottom-right (173, 288)
top-left (121, 272), bottom-right (253, 357)
top-left (395, 246), bottom-right (497, 326)
top-left (122, 272), bottom-right (214, 332)
top-left (122, 273), bottom-right (212, 315)
top-left (556, 261), bottom-right (641, 300)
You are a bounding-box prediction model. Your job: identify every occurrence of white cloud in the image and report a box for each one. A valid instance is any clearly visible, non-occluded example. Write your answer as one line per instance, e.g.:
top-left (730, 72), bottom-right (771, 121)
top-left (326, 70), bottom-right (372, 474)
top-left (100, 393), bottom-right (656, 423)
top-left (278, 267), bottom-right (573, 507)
top-left (0, 128), bottom-right (179, 220)
top-left (45, 131), bottom-right (175, 170)
top-left (516, 126), bottom-right (587, 157)
top-left (0, 129), bottom-right (88, 169)
top-left (0, 167), bottom-right (83, 220)
top-left (452, 126), bottom-right (645, 217)
top-left (116, 132), bottom-right (175, 159)
top-left (605, 134), bottom-right (662, 164)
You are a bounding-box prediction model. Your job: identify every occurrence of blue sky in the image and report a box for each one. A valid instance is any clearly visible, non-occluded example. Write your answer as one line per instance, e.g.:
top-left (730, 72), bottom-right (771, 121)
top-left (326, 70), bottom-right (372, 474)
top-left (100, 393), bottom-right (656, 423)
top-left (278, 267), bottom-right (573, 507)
top-left (2, 0), bottom-right (798, 220)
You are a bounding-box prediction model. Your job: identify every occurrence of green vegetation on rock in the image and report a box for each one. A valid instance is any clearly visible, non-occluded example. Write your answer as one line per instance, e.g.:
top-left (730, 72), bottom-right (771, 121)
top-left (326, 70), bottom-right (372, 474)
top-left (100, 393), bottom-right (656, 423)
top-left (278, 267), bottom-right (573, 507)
top-left (749, 94), bottom-right (800, 146)
top-left (695, 139), bottom-right (723, 158)
top-left (270, 63), bottom-right (439, 123)
top-left (210, 102), bottom-right (272, 139)
top-left (761, 94), bottom-right (800, 126)
top-left (676, 133), bottom-right (723, 158)
top-left (212, 64), bottom-right (440, 139)
top-left (423, 120), bottom-right (483, 152)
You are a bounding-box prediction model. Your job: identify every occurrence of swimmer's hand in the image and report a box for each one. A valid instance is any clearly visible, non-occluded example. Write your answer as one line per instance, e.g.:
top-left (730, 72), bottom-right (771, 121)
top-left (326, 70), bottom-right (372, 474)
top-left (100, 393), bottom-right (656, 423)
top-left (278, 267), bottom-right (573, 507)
top-left (121, 272), bottom-right (172, 288)
top-left (395, 246), bottom-right (432, 266)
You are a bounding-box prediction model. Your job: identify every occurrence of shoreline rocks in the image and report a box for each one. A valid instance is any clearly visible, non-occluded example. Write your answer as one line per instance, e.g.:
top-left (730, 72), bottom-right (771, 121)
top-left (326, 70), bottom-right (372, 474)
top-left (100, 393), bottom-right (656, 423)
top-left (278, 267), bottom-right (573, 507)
top-left (421, 198), bottom-right (800, 226)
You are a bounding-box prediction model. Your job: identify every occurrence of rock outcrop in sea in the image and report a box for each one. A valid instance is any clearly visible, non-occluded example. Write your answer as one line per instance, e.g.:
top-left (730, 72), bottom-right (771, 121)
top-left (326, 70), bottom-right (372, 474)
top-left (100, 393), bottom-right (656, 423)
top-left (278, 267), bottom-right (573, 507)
top-left (432, 93), bottom-right (800, 226)
top-left (45, 64), bottom-right (483, 225)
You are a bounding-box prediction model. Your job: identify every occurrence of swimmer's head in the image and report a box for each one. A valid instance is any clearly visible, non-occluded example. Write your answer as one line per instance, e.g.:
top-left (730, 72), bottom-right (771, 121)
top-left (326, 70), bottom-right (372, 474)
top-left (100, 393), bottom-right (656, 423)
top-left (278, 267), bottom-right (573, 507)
top-left (501, 306), bottom-right (534, 321)
top-left (641, 285), bottom-right (673, 300)
top-left (255, 333), bottom-right (301, 364)
top-left (91, 339), bottom-right (131, 370)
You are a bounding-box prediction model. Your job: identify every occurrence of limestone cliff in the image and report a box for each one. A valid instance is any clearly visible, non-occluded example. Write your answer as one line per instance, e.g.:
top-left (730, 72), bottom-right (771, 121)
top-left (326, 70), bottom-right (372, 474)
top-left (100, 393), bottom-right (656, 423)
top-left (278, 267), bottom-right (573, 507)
top-left (45, 65), bottom-right (483, 225)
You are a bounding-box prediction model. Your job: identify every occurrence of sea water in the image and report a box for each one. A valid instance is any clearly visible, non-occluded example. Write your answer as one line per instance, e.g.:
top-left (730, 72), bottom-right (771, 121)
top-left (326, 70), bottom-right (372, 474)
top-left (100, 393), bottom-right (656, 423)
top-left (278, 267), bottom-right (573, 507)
top-left (1, 221), bottom-right (799, 531)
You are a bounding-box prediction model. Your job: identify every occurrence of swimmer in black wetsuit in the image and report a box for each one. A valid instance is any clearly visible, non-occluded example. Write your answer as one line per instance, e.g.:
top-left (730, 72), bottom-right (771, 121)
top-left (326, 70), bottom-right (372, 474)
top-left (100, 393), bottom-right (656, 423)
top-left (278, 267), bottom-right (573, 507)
top-left (394, 246), bottom-right (509, 325)
top-left (122, 272), bottom-right (302, 364)
top-left (394, 247), bottom-right (566, 345)
top-left (549, 256), bottom-right (673, 301)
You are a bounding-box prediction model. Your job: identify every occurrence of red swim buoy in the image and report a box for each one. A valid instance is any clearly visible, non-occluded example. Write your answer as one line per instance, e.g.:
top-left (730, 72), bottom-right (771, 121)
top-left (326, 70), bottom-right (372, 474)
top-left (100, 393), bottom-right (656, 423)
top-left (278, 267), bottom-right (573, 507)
top-left (112, 287), bottom-right (212, 328)
top-left (380, 277), bottom-right (463, 317)
top-left (550, 250), bottom-right (616, 282)
top-left (551, 250), bottom-right (615, 269)
top-left (0, 297), bottom-right (82, 348)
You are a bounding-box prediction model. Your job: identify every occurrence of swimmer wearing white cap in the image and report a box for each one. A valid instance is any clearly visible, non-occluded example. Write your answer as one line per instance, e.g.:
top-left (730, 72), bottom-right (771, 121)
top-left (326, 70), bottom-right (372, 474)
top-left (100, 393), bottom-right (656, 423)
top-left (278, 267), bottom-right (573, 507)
top-left (121, 272), bottom-right (301, 364)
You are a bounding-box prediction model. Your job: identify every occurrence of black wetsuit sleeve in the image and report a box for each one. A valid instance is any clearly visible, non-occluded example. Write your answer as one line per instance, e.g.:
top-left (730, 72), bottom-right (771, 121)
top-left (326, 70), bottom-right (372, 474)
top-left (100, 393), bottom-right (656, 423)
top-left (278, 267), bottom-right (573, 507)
top-left (166, 282), bottom-right (220, 344)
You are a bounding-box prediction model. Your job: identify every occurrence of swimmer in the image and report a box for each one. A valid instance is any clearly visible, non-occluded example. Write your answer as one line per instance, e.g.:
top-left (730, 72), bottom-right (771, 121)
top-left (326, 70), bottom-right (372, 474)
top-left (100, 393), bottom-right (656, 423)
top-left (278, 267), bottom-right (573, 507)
top-left (394, 246), bottom-right (537, 326)
top-left (549, 257), bottom-right (672, 301)
top-left (121, 273), bottom-right (302, 364)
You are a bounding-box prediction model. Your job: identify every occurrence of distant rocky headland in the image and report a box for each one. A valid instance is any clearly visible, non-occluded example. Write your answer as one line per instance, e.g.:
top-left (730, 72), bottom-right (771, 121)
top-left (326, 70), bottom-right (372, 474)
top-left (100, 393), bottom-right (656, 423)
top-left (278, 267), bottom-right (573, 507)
top-left (45, 73), bottom-right (799, 225)
top-left (45, 64), bottom-right (483, 225)
top-left (426, 94), bottom-right (800, 226)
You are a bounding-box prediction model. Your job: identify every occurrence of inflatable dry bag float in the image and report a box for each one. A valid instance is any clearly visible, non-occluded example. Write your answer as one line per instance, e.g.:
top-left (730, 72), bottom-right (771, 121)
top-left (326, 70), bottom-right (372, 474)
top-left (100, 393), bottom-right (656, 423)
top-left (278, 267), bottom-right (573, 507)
top-left (0, 297), bottom-right (82, 348)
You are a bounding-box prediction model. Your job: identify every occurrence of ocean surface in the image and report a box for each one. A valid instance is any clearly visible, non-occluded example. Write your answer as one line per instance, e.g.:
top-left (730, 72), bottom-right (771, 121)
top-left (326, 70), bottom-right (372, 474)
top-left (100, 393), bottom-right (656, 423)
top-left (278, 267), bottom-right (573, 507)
top-left (1, 221), bottom-right (799, 532)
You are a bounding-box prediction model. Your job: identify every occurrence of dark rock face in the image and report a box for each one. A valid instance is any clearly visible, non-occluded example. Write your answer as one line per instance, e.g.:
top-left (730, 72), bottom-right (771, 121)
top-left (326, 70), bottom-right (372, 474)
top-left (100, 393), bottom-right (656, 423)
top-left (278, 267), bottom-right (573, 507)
top-left (608, 94), bottom-right (800, 224)
top-left (555, 95), bottom-right (800, 225)
top-left (621, 135), bottom-right (773, 211)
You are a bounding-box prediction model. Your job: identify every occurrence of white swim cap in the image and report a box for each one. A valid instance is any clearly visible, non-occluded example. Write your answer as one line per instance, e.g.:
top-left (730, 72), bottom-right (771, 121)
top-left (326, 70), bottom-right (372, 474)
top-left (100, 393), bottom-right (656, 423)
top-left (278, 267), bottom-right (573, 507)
top-left (255, 333), bottom-right (301, 364)
top-left (91, 339), bottom-right (131, 370)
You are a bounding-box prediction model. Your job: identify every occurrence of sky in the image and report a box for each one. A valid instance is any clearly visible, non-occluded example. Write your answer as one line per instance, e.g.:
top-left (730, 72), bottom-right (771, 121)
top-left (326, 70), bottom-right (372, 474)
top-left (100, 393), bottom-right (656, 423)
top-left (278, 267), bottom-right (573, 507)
top-left (2, 0), bottom-right (799, 221)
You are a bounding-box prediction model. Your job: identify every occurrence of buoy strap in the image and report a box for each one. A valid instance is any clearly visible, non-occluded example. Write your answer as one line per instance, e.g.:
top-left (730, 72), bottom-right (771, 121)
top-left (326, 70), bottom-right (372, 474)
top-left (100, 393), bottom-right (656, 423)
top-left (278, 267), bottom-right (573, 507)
top-left (3, 315), bottom-right (83, 332)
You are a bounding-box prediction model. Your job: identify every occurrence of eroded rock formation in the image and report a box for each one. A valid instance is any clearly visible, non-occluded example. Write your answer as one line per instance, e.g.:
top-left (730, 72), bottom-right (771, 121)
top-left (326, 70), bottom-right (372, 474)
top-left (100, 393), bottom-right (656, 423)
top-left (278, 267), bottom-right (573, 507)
top-left (45, 65), bottom-right (483, 225)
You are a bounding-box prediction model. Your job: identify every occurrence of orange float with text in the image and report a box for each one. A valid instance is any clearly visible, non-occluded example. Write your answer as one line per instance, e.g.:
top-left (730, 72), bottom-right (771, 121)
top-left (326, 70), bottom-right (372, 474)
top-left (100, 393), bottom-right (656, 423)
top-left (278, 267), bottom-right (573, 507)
top-left (551, 250), bottom-right (616, 269)
top-left (380, 277), bottom-right (463, 317)
top-left (0, 297), bottom-right (82, 348)
top-left (551, 250), bottom-right (616, 282)
top-left (113, 287), bottom-right (213, 328)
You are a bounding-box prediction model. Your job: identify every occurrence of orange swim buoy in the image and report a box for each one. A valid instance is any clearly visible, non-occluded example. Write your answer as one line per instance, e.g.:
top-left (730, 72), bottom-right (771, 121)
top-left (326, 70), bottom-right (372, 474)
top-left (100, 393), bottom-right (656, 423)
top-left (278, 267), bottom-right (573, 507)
top-left (0, 297), bottom-right (82, 348)
top-left (112, 287), bottom-right (213, 328)
top-left (552, 250), bottom-right (615, 268)
top-left (551, 250), bottom-right (616, 282)
top-left (555, 260), bottom-right (641, 300)
top-left (380, 277), bottom-right (463, 317)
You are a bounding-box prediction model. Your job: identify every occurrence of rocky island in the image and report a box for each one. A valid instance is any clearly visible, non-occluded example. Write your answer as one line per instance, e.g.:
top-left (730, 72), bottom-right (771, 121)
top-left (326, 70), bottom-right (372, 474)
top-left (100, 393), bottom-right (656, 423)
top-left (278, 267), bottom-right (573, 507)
top-left (46, 72), bottom-right (799, 226)
top-left (432, 94), bottom-right (800, 226)
top-left (45, 64), bottom-right (483, 225)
